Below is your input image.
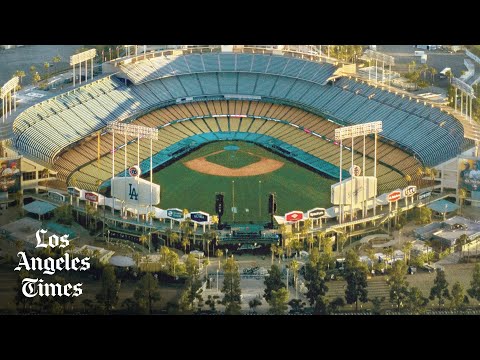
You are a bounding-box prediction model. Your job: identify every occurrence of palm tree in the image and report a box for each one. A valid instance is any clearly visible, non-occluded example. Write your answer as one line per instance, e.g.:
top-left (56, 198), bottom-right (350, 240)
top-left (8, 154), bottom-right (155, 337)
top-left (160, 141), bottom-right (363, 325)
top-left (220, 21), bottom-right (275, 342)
top-left (13, 70), bottom-right (26, 85)
top-left (181, 237), bottom-right (189, 254)
top-left (446, 70), bottom-right (453, 84)
top-left (458, 188), bottom-right (467, 215)
top-left (290, 259), bottom-right (300, 298)
top-left (43, 62), bottom-right (51, 80)
top-left (430, 168), bottom-right (437, 192)
top-left (404, 174), bottom-right (412, 185)
top-left (430, 67), bottom-right (437, 83)
top-left (424, 240), bottom-right (432, 264)
top-left (408, 60), bottom-right (416, 73)
top-left (276, 247), bottom-right (284, 263)
top-left (52, 55), bottom-right (61, 69)
top-left (366, 248), bottom-right (376, 273)
top-left (170, 232), bottom-right (179, 249)
top-left (337, 233), bottom-right (347, 252)
top-left (203, 258), bottom-right (210, 280)
top-left (384, 247), bottom-right (394, 269)
top-left (201, 232), bottom-right (210, 253)
top-left (215, 249), bottom-right (223, 269)
top-left (317, 230), bottom-right (325, 251)
top-left (270, 244), bottom-right (277, 265)
top-left (32, 72), bottom-right (41, 87)
top-left (402, 241), bottom-right (414, 265)
top-left (165, 228), bottom-right (172, 247)
top-left (139, 234), bottom-right (148, 250)
top-left (420, 64), bottom-right (429, 80)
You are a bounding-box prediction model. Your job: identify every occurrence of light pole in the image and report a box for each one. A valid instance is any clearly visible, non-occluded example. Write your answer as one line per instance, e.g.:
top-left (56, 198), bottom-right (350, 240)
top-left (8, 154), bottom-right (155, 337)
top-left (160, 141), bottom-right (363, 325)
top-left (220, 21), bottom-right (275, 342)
top-left (225, 248), bottom-right (228, 260)
top-left (216, 269), bottom-right (219, 292)
top-left (232, 180), bottom-right (235, 223)
top-left (258, 180), bottom-right (262, 218)
top-left (286, 267), bottom-right (289, 293)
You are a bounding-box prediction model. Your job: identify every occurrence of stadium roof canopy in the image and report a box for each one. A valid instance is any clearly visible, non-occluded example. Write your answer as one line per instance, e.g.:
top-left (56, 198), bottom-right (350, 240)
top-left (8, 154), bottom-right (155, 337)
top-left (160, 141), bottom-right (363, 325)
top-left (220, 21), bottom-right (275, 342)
top-left (426, 199), bottom-right (459, 213)
top-left (23, 200), bottom-right (58, 216)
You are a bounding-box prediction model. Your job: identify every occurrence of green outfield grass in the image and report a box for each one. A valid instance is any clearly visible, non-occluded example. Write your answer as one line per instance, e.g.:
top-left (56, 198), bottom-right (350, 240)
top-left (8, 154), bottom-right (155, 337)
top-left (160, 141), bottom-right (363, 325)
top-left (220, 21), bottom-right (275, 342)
top-left (206, 149), bottom-right (260, 169)
top-left (153, 141), bottom-right (334, 223)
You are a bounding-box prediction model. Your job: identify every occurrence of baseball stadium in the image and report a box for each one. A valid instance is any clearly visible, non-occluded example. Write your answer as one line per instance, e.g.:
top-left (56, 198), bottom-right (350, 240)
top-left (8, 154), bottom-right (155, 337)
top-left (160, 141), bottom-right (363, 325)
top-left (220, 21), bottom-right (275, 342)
top-left (5, 44), bottom-right (480, 315)
top-left (1, 45), bottom-right (479, 243)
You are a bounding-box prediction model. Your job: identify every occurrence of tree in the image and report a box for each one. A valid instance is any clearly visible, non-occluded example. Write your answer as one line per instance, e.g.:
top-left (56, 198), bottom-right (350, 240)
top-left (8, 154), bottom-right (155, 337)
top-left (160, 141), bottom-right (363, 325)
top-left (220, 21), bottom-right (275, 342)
top-left (270, 244), bottom-right (277, 265)
top-left (170, 232), bottom-right (179, 248)
top-left (276, 247), bottom-right (284, 263)
top-left (429, 269), bottom-right (450, 307)
top-left (52, 55), bottom-right (61, 68)
top-left (371, 296), bottom-right (385, 315)
top-left (248, 298), bottom-right (262, 314)
top-left (134, 273), bottom-right (161, 314)
top-left (450, 281), bottom-right (469, 310)
top-left (180, 254), bottom-right (203, 312)
top-left (166, 250), bottom-right (179, 277)
top-left (268, 288), bottom-right (289, 315)
top-left (467, 263), bottom-right (480, 302)
top-left (337, 233), bottom-right (347, 252)
top-left (32, 71), bottom-right (41, 87)
top-left (264, 264), bottom-right (286, 302)
top-left (387, 260), bottom-right (409, 311)
top-left (181, 237), bottom-right (190, 254)
top-left (139, 234), bottom-right (148, 250)
top-left (288, 298), bottom-right (306, 314)
top-left (304, 258), bottom-right (329, 312)
top-left (384, 247), bottom-right (394, 269)
top-left (402, 241), bottom-right (414, 265)
top-left (14, 269), bottom-right (33, 313)
top-left (405, 287), bottom-right (429, 314)
top-left (344, 250), bottom-right (369, 311)
top-left (430, 67), bottom-right (437, 83)
top-left (290, 259), bottom-right (300, 297)
top-left (417, 207), bottom-right (432, 225)
top-left (13, 70), bottom-right (26, 85)
top-left (54, 204), bottom-right (74, 225)
top-left (43, 62), bottom-right (51, 80)
top-left (221, 256), bottom-right (242, 314)
top-left (205, 295), bottom-right (220, 313)
top-left (96, 266), bottom-right (120, 313)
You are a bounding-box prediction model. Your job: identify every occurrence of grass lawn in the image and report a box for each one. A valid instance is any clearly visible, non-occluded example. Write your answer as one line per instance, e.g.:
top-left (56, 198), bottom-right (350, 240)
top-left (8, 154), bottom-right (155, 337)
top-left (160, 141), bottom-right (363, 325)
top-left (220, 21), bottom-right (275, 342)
top-left (153, 141), bottom-right (334, 223)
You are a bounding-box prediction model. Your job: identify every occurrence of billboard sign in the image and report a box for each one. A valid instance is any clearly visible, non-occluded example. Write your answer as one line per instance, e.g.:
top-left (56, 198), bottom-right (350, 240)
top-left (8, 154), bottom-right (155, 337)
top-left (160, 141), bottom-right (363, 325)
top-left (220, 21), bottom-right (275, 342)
top-left (67, 187), bottom-right (81, 197)
top-left (166, 208), bottom-right (183, 220)
top-left (308, 208), bottom-right (326, 218)
top-left (85, 192), bottom-right (99, 202)
top-left (403, 185), bottom-right (417, 197)
top-left (190, 212), bottom-right (209, 223)
top-left (285, 211), bottom-right (304, 222)
top-left (387, 191), bottom-right (402, 203)
top-left (0, 158), bottom-right (21, 193)
top-left (48, 191), bottom-right (66, 203)
top-left (111, 177), bottom-right (160, 206)
top-left (459, 158), bottom-right (480, 191)
top-left (418, 191), bottom-right (432, 200)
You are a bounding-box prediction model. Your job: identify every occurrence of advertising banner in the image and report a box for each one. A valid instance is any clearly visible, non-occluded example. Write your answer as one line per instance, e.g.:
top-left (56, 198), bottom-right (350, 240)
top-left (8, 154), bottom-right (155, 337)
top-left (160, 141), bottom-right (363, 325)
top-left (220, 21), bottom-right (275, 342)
top-left (166, 208), bottom-right (183, 220)
top-left (285, 211), bottom-right (304, 222)
top-left (459, 158), bottom-right (480, 191)
top-left (189, 211), bottom-right (209, 223)
top-left (0, 158), bottom-right (21, 193)
top-left (111, 177), bottom-right (160, 207)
